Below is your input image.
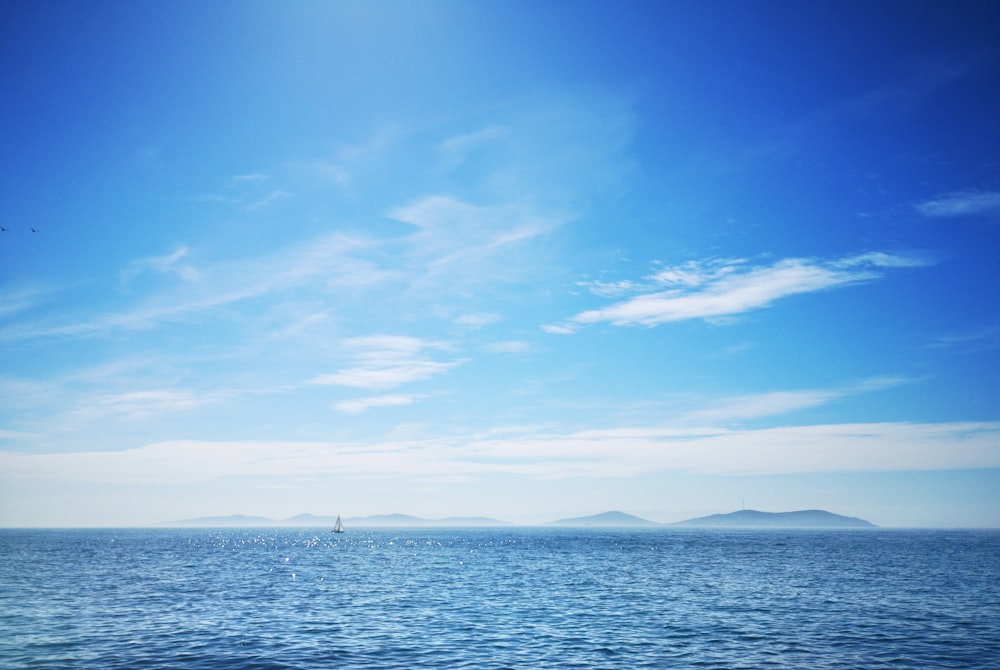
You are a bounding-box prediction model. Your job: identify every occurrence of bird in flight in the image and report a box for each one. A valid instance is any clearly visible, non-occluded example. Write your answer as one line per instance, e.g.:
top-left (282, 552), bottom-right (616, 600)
top-left (31, 227), bottom-right (39, 233)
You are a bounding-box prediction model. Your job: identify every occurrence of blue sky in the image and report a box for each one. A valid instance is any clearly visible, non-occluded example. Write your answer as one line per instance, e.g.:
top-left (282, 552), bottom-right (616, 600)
top-left (2, 1), bottom-right (998, 527)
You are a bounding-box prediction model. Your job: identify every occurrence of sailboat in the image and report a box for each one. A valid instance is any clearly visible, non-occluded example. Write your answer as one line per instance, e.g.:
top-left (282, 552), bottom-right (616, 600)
top-left (332, 515), bottom-right (345, 534)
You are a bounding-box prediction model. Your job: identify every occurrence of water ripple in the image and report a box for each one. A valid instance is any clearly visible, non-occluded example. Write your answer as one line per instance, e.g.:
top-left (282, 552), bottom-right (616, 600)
top-left (1, 528), bottom-right (998, 668)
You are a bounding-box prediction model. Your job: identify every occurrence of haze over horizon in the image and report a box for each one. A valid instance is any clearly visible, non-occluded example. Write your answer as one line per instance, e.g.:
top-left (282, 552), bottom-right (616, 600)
top-left (154, 508), bottom-right (876, 528)
top-left (2, 1), bottom-right (998, 528)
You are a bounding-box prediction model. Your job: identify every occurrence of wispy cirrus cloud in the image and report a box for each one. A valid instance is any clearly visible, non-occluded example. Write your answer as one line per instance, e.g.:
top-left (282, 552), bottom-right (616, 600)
top-left (310, 335), bottom-right (464, 391)
top-left (540, 323), bottom-right (577, 335)
top-left (455, 312), bottom-right (501, 329)
top-left (334, 394), bottom-right (419, 414)
top-left (548, 252), bottom-right (930, 331)
top-left (0, 284), bottom-right (52, 319)
top-left (692, 60), bottom-right (973, 178)
top-left (915, 190), bottom-right (1000, 218)
top-left (245, 189), bottom-right (293, 211)
top-left (929, 325), bottom-right (1000, 353)
top-left (121, 246), bottom-right (201, 285)
top-left (72, 389), bottom-right (214, 420)
top-left (683, 390), bottom-right (839, 423)
top-left (681, 376), bottom-right (911, 424)
top-left (230, 173), bottom-right (268, 183)
top-left (390, 195), bottom-right (564, 275)
top-left (195, 173), bottom-right (283, 207)
top-left (439, 125), bottom-right (511, 168)
top-left (4, 94), bottom-right (630, 349)
top-left (295, 129), bottom-right (398, 191)
top-left (2, 195), bottom-right (553, 345)
top-left (0, 233), bottom-right (388, 342)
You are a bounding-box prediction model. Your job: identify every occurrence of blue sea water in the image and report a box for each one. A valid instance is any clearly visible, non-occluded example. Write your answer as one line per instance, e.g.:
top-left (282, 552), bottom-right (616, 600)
top-left (1, 528), bottom-right (998, 669)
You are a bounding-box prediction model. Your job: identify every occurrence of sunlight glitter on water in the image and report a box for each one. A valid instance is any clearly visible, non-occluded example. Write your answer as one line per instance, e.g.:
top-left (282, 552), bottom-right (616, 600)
top-left (0, 528), bottom-right (998, 669)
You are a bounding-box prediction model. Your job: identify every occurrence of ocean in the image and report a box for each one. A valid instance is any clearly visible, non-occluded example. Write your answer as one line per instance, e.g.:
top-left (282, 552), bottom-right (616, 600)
top-left (1, 528), bottom-right (998, 669)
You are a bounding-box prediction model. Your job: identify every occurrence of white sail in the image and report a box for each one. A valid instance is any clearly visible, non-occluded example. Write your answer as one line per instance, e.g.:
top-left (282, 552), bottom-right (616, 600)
top-left (332, 515), bottom-right (344, 533)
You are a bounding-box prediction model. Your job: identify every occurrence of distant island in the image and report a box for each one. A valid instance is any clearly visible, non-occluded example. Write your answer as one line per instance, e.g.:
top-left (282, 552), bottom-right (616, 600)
top-left (159, 509), bottom-right (875, 529)
top-left (670, 509), bottom-right (876, 528)
top-left (159, 513), bottom-right (507, 528)
top-left (546, 509), bottom-right (875, 528)
top-left (546, 511), bottom-right (660, 527)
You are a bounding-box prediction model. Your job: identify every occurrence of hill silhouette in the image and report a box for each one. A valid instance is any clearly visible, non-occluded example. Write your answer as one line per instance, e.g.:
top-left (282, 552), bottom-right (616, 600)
top-left (546, 511), bottom-right (659, 527)
top-left (159, 508), bottom-right (875, 529)
top-left (671, 509), bottom-right (875, 528)
top-left (159, 512), bottom-right (506, 527)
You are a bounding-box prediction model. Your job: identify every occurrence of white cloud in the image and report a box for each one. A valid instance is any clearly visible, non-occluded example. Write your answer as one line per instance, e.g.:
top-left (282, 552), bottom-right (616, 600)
top-left (440, 125), bottom-right (511, 165)
top-left (719, 341), bottom-right (753, 357)
top-left (334, 394), bottom-right (418, 414)
top-left (541, 323), bottom-right (577, 335)
top-left (455, 312), bottom-right (501, 328)
top-left (830, 251), bottom-right (932, 269)
top-left (0, 233), bottom-right (389, 342)
top-left (683, 390), bottom-right (839, 423)
top-left (3, 421), bottom-right (997, 488)
top-left (3, 94), bottom-right (632, 350)
top-left (679, 376), bottom-right (910, 424)
top-left (569, 421), bottom-right (1000, 476)
top-left (230, 173), bottom-right (268, 183)
top-left (310, 335), bottom-right (464, 390)
top-left (71, 389), bottom-right (222, 420)
top-left (0, 285), bottom-right (51, 318)
top-left (553, 252), bottom-right (928, 329)
top-left (930, 326), bottom-right (1000, 352)
top-left (246, 189), bottom-right (293, 210)
top-left (121, 246), bottom-right (201, 284)
top-left (575, 278), bottom-right (638, 298)
top-left (915, 190), bottom-right (1000, 218)
top-left (390, 195), bottom-right (561, 275)
top-left (390, 195), bottom-right (478, 232)
top-left (290, 129), bottom-right (399, 191)
top-left (314, 361), bottom-right (458, 390)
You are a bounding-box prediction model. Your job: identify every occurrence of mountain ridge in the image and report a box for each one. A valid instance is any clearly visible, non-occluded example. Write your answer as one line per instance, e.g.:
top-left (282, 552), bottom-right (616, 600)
top-left (158, 513), bottom-right (508, 527)
top-left (670, 509), bottom-right (876, 528)
top-left (157, 509), bottom-right (876, 529)
top-left (546, 510), bottom-right (660, 527)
